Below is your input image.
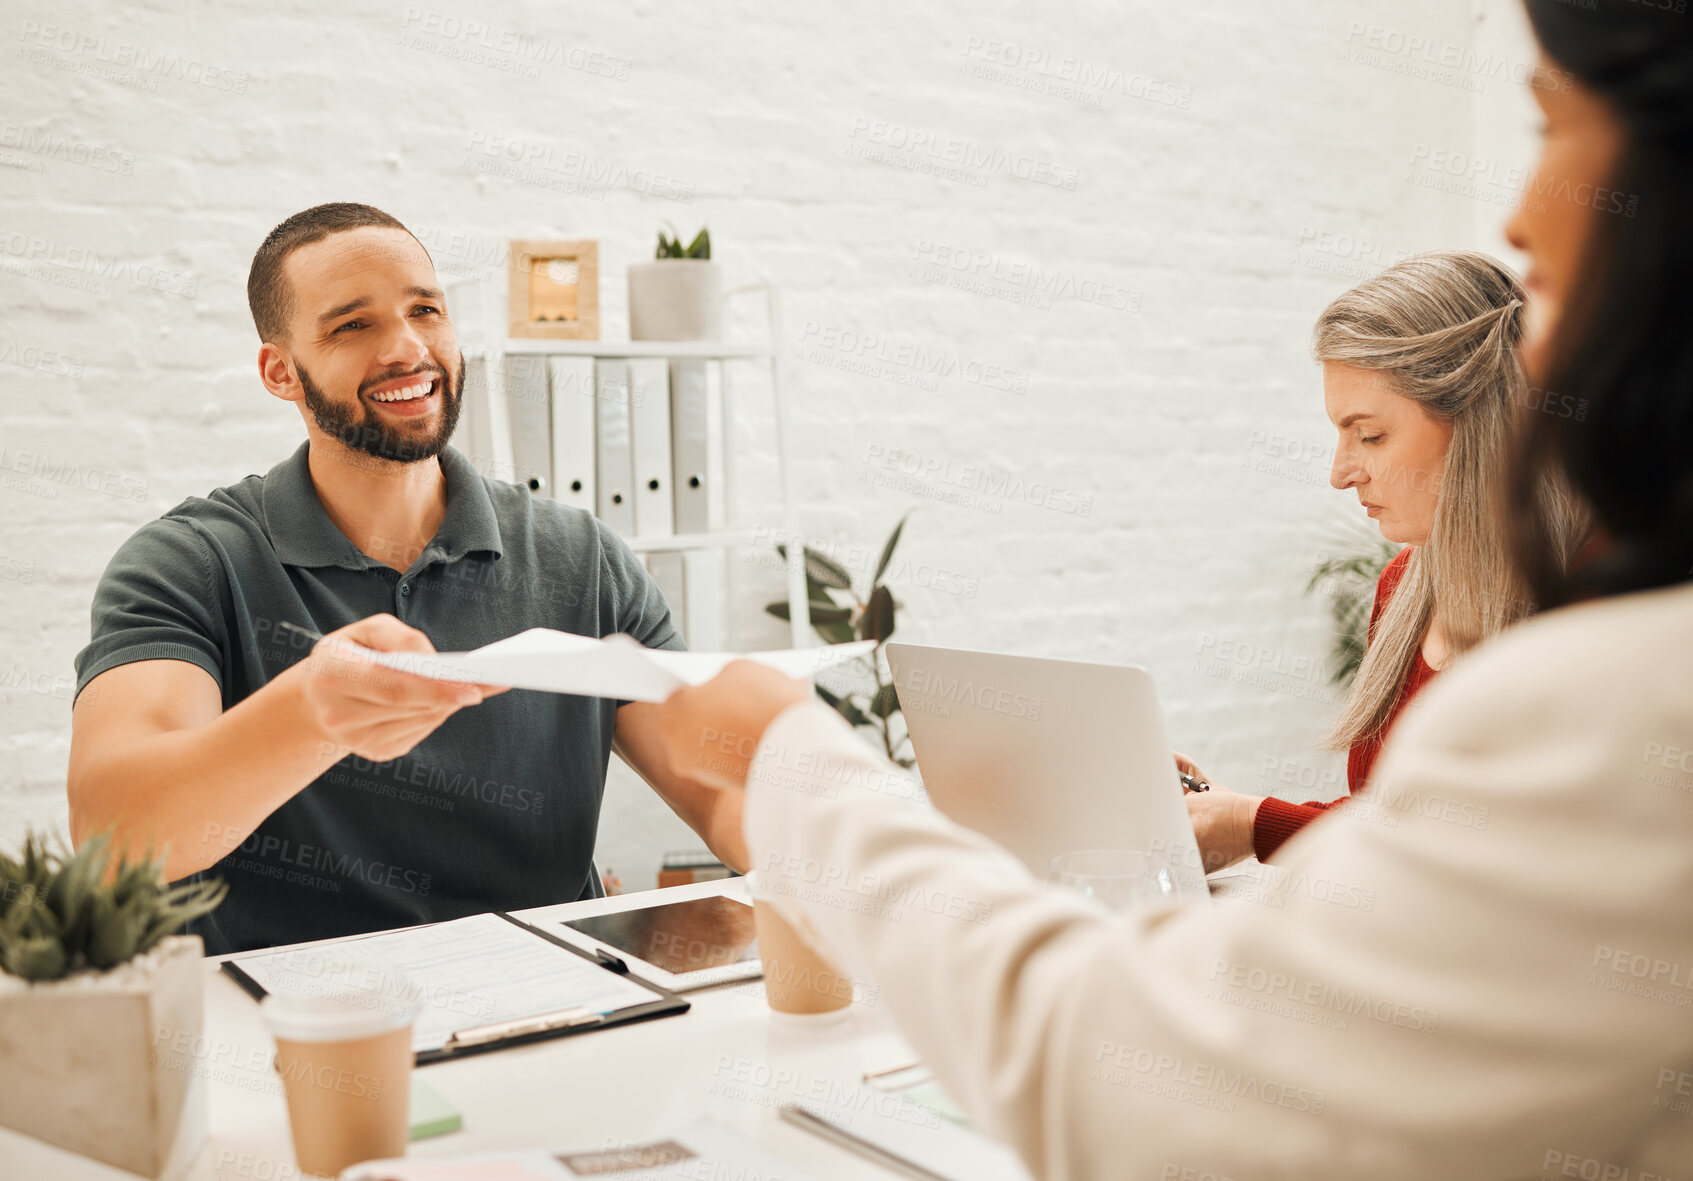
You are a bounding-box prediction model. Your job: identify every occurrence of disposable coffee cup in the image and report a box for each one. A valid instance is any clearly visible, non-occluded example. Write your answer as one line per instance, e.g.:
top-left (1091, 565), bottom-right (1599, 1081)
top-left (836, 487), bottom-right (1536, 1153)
top-left (748, 874), bottom-right (853, 1019)
top-left (260, 961), bottom-right (419, 1178)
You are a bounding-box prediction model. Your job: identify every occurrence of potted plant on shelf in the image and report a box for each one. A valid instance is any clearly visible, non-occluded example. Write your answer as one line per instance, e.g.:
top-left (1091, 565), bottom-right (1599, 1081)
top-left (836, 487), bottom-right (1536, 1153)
top-left (627, 223), bottom-right (722, 342)
top-left (765, 515), bottom-right (916, 769)
top-left (0, 832), bottom-right (226, 1177)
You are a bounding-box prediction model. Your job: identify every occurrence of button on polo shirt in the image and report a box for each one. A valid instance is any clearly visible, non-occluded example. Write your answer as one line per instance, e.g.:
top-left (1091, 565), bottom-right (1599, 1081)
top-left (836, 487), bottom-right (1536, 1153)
top-left (74, 441), bottom-right (682, 955)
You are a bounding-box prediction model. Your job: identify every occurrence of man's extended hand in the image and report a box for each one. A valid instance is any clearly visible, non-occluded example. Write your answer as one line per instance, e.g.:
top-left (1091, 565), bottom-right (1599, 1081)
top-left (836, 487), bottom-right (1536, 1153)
top-left (297, 614), bottom-right (507, 762)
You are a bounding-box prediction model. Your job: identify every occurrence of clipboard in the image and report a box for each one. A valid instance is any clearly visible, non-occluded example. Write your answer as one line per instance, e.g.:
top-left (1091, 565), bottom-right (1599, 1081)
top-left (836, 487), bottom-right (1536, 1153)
top-left (221, 911), bottom-right (689, 1067)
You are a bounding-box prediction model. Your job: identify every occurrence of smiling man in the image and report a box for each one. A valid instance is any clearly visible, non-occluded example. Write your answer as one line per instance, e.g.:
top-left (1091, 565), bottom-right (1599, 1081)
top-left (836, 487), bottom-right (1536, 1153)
top-left (66, 202), bottom-right (742, 955)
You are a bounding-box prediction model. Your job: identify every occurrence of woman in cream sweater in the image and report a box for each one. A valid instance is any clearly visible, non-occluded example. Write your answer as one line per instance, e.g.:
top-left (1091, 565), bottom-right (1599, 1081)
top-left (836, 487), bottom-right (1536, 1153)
top-left (656, 1), bottom-right (1693, 1175)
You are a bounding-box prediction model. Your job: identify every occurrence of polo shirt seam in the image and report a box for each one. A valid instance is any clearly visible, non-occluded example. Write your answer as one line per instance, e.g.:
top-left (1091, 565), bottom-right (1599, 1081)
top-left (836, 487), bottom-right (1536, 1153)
top-left (153, 512), bottom-right (237, 670)
top-left (591, 519), bottom-right (633, 693)
top-left (597, 517), bottom-right (636, 635)
top-left (74, 643), bottom-right (224, 703)
top-left (599, 517), bottom-right (682, 651)
top-left (180, 514), bottom-right (232, 657)
top-left (74, 515), bottom-right (230, 705)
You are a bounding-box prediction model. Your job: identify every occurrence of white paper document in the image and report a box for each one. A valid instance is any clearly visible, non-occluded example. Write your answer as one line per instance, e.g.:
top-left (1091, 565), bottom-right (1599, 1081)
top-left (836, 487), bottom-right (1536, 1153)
top-left (344, 628), bottom-right (876, 703)
top-left (232, 912), bottom-right (660, 1054)
top-left (341, 1116), bottom-right (821, 1180)
top-left (783, 1082), bottom-right (1035, 1181)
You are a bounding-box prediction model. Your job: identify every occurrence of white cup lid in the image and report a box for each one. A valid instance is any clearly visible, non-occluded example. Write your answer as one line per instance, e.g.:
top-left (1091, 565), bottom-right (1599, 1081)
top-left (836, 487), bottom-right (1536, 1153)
top-left (259, 961), bottom-right (419, 1043)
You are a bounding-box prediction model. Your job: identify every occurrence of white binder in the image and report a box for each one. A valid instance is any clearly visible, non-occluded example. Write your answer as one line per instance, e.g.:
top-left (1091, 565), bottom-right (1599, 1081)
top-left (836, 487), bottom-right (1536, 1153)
top-left (547, 357), bottom-right (597, 514)
top-left (628, 359), bottom-right (675, 538)
top-left (682, 548), bottom-right (725, 652)
top-left (669, 359), bottom-right (711, 535)
top-left (457, 355), bottom-right (519, 485)
top-left (644, 552), bottom-right (688, 646)
top-left (451, 354), bottom-right (493, 480)
top-left (501, 355), bottom-right (552, 495)
top-left (594, 360), bottom-right (635, 536)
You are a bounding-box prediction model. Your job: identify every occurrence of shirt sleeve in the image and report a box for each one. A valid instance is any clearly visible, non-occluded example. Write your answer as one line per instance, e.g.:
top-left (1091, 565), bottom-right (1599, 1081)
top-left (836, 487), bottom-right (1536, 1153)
top-left (74, 517), bottom-right (226, 702)
top-left (1251, 795), bottom-right (1345, 861)
top-left (743, 613), bottom-right (1693, 1179)
top-left (593, 518), bottom-right (685, 653)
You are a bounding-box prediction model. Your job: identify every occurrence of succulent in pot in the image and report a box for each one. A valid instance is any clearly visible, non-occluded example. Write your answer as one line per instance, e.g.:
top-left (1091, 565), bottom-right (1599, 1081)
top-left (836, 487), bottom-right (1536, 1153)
top-left (628, 223), bottom-right (722, 342)
top-left (0, 831), bottom-right (226, 981)
top-left (0, 831), bottom-right (226, 1177)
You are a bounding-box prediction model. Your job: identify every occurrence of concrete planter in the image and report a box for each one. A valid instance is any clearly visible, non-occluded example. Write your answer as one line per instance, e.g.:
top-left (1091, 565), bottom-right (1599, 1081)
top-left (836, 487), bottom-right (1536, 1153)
top-left (628, 259), bottom-right (723, 341)
top-left (0, 935), bottom-right (206, 1177)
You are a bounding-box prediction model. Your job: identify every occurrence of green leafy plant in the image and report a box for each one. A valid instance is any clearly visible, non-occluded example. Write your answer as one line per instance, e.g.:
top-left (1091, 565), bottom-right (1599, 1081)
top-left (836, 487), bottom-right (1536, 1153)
top-left (765, 515), bottom-right (914, 767)
top-left (655, 223), bottom-right (710, 260)
top-left (1306, 526), bottom-right (1402, 686)
top-left (0, 831), bottom-right (226, 982)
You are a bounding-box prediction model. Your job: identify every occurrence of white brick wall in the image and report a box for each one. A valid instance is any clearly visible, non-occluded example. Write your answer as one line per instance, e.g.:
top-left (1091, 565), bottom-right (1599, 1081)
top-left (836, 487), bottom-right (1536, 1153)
top-left (0, 0), bottom-right (1536, 889)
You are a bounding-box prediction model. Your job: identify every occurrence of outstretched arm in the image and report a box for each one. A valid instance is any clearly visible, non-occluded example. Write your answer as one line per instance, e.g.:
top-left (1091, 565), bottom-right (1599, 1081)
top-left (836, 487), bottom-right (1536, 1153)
top-left (613, 700), bottom-right (749, 873)
top-left (653, 655), bottom-right (1693, 1179)
top-left (69, 615), bottom-right (500, 880)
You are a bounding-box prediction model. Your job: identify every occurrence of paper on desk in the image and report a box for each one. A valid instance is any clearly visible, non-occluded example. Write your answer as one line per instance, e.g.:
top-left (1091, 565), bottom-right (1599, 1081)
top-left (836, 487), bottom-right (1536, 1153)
top-left (233, 913), bottom-right (658, 1054)
top-left (783, 1083), bottom-right (1034, 1181)
top-left (345, 628), bottom-right (877, 703)
top-left (340, 1117), bottom-right (822, 1180)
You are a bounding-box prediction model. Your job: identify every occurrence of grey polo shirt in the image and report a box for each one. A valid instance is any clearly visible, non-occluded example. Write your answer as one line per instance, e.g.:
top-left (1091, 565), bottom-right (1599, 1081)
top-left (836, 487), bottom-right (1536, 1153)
top-left (74, 441), bottom-right (682, 956)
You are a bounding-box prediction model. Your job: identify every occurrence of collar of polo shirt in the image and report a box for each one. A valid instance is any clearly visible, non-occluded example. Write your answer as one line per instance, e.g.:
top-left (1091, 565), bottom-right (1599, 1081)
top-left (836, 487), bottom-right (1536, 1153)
top-left (260, 441), bottom-right (505, 573)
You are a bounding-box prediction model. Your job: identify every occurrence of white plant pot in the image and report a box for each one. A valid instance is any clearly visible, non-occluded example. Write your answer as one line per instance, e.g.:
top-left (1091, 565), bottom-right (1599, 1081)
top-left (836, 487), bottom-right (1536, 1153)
top-left (628, 259), bottom-right (723, 341)
top-left (0, 935), bottom-right (206, 1178)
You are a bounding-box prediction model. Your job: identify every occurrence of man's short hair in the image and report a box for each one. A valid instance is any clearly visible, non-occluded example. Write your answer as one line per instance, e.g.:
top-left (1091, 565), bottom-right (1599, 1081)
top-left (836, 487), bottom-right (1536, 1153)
top-left (247, 203), bottom-right (416, 344)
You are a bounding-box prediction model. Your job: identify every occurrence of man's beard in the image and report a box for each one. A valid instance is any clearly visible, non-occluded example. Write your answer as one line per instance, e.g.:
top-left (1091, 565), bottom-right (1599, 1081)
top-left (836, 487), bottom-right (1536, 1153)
top-left (298, 355), bottom-right (466, 465)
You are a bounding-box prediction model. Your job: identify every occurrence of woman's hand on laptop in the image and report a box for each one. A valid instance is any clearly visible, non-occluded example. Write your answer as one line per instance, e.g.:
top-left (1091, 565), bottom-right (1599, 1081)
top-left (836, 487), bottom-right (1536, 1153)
top-left (653, 661), bottom-right (812, 792)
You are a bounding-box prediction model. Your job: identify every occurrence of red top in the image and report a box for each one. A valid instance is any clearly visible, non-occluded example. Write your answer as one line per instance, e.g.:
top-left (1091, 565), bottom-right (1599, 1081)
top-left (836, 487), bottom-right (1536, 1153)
top-left (1250, 547), bottom-right (1436, 862)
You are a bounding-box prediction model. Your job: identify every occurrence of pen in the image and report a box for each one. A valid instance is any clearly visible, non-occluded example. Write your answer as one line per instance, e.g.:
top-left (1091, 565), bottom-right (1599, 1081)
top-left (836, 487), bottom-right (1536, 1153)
top-left (444, 1006), bottom-right (598, 1050)
top-left (278, 620), bottom-right (380, 665)
top-left (1179, 771), bottom-right (1210, 793)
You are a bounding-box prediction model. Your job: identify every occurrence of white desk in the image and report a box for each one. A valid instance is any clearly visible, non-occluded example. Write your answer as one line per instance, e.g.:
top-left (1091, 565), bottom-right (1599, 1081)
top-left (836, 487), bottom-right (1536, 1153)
top-left (2, 878), bottom-right (923, 1180)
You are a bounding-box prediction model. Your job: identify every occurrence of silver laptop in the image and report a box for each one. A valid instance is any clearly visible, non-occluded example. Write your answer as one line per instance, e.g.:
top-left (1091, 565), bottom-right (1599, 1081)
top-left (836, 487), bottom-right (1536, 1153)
top-left (884, 643), bottom-right (1209, 902)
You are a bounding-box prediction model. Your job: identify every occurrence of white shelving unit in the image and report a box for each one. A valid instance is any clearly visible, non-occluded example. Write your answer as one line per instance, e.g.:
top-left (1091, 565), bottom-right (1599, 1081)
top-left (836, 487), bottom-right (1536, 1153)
top-left (449, 280), bottom-right (811, 649)
top-left (502, 340), bottom-right (777, 359)
top-left (624, 529), bottom-right (759, 554)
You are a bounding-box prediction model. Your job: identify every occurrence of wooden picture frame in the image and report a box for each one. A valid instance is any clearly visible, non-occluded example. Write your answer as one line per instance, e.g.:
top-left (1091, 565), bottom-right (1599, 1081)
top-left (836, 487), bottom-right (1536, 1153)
top-left (507, 239), bottom-right (599, 340)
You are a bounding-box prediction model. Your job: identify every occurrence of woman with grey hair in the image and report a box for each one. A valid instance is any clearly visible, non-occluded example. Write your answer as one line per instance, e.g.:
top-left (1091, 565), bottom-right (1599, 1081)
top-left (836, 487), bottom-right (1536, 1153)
top-left (1182, 249), bottom-right (1585, 867)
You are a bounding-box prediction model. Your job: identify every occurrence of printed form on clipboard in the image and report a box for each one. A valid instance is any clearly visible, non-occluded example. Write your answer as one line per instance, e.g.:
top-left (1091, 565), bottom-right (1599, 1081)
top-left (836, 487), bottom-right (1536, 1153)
top-left (221, 912), bottom-right (688, 1064)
